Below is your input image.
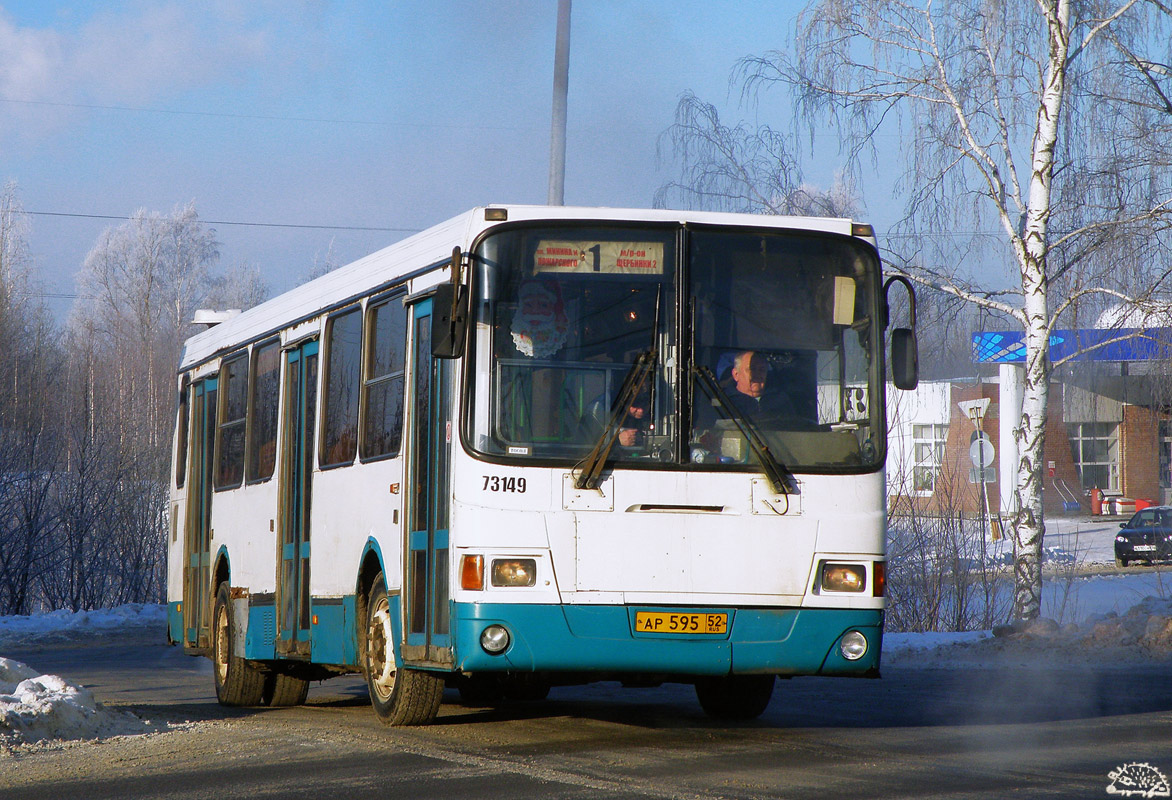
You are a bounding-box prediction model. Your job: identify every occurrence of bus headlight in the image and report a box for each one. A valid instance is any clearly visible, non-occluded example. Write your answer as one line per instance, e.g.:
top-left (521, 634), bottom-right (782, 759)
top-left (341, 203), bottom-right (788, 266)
top-left (821, 562), bottom-right (866, 593)
top-left (480, 625), bottom-right (511, 654)
top-left (491, 558), bottom-right (536, 587)
top-left (839, 630), bottom-right (868, 661)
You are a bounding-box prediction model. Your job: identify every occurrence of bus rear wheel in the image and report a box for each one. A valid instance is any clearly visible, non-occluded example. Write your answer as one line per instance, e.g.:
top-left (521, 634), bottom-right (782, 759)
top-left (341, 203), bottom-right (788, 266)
top-left (264, 670), bottom-right (310, 707)
top-left (694, 675), bottom-right (775, 721)
top-left (212, 583), bottom-right (266, 706)
top-left (363, 574), bottom-right (443, 726)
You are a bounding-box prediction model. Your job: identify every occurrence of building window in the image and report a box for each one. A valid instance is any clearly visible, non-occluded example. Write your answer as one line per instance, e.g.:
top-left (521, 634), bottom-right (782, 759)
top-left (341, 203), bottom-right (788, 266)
top-left (1068, 422), bottom-right (1118, 491)
top-left (912, 423), bottom-right (948, 493)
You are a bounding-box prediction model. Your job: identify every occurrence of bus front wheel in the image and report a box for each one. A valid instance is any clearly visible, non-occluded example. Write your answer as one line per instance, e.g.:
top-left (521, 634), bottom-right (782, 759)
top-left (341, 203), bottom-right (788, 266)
top-left (363, 573), bottom-right (443, 726)
top-left (212, 582), bottom-right (266, 706)
top-left (694, 675), bottom-right (775, 721)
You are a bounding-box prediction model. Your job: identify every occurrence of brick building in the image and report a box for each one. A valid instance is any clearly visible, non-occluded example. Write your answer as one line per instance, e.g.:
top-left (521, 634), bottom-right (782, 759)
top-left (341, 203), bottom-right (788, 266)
top-left (887, 371), bottom-right (1169, 517)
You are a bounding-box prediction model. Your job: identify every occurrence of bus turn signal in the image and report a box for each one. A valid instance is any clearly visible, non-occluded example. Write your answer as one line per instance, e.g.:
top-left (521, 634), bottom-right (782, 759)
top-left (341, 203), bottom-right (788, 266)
top-left (460, 555), bottom-right (484, 591)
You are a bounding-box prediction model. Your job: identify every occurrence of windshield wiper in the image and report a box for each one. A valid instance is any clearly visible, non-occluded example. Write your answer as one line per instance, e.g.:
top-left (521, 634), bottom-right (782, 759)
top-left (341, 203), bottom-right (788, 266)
top-left (574, 350), bottom-right (656, 490)
top-left (692, 365), bottom-right (797, 495)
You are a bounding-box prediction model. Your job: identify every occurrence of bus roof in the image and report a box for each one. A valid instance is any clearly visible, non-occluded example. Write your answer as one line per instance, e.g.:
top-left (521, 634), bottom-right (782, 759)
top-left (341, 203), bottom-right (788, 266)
top-left (179, 205), bottom-right (867, 372)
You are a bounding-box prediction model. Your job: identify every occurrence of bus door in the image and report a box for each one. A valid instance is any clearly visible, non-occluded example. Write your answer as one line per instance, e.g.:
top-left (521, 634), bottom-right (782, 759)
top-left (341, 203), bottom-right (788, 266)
top-left (183, 376), bottom-right (217, 650)
top-left (278, 339), bottom-right (317, 658)
top-left (403, 297), bottom-right (453, 665)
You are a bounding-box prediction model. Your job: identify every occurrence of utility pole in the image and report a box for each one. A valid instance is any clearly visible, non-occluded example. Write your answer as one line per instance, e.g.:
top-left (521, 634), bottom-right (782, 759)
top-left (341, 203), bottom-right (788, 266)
top-left (547, 0), bottom-right (571, 206)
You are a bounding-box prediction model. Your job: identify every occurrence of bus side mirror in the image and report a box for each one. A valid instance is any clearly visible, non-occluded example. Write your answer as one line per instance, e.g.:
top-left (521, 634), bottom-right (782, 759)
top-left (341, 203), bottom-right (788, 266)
top-left (883, 275), bottom-right (918, 390)
top-left (891, 327), bottom-right (918, 390)
top-left (431, 282), bottom-right (468, 359)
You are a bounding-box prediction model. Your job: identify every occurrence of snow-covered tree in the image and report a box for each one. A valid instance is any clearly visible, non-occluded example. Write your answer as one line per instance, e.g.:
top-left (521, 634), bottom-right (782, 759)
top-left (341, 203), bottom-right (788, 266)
top-left (72, 202), bottom-right (220, 456)
top-left (204, 261), bottom-right (269, 312)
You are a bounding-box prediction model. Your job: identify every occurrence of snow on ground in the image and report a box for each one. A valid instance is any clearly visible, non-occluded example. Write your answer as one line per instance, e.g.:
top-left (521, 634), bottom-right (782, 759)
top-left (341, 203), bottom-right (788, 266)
top-left (0, 657), bottom-right (159, 748)
top-left (886, 514), bottom-right (1172, 665)
top-left (884, 594), bottom-right (1172, 667)
top-left (979, 513), bottom-right (1127, 568)
top-left (0, 604), bottom-right (170, 750)
top-left (0, 602), bottom-right (166, 649)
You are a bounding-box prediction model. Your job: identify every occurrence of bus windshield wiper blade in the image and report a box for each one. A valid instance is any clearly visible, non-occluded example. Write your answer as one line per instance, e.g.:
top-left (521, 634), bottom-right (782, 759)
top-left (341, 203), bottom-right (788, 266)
top-left (573, 350), bottom-right (656, 490)
top-left (692, 365), bottom-right (797, 495)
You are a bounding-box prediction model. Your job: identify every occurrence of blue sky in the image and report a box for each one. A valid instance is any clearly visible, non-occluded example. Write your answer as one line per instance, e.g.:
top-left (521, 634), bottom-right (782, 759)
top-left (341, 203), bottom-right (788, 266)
top-left (0, 1), bottom-right (887, 314)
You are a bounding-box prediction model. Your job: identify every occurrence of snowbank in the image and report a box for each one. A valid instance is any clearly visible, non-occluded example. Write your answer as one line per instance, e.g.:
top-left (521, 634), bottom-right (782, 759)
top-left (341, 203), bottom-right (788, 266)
top-left (0, 657), bottom-right (158, 748)
top-left (885, 595), bottom-right (1172, 667)
top-left (0, 603), bottom-right (166, 648)
top-left (0, 604), bottom-right (169, 749)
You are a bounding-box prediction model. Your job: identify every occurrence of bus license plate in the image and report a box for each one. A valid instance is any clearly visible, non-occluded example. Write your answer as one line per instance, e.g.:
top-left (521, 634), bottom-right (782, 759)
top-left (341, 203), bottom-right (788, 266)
top-left (635, 612), bottom-right (728, 635)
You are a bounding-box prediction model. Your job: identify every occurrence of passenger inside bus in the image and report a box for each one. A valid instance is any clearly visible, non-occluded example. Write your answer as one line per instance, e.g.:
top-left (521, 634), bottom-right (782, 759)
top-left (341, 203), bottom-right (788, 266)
top-left (494, 276), bottom-right (664, 452)
top-left (580, 387), bottom-right (651, 449)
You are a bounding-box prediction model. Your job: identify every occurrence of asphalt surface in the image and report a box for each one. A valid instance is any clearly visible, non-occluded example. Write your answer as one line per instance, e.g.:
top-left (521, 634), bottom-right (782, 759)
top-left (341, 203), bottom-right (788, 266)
top-left (2, 631), bottom-right (1171, 799)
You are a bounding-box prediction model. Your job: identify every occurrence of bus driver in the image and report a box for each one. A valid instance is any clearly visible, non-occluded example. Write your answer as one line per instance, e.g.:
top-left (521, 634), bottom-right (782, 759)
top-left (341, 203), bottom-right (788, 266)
top-left (722, 350), bottom-right (796, 419)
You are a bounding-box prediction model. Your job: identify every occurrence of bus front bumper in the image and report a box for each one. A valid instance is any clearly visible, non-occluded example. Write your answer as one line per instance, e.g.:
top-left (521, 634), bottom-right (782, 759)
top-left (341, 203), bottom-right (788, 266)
top-left (452, 603), bottom-right (882, 678)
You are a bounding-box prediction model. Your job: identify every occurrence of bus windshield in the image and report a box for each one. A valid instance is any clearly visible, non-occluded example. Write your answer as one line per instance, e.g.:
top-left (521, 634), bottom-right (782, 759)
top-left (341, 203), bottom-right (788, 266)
top-left (466, 223), bottom-right (884, 473)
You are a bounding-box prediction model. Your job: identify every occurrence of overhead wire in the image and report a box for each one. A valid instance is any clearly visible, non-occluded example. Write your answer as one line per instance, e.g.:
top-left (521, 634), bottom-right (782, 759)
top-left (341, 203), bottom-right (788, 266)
top-left (0, 95), bottom-right (534, 132)
top-left (23, 209), bottom-right (420, 233)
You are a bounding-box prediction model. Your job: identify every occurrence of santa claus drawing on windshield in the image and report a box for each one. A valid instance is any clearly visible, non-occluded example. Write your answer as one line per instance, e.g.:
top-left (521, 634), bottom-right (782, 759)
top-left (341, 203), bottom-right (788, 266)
top-left (511, 279), bottom-right (569, 358)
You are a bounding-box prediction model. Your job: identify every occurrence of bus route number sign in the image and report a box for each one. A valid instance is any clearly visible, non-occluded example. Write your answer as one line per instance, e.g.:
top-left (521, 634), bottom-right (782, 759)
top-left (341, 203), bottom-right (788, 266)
top-left (634, 611), bottom-right (728, 635)
top-left (533, 240), bottom-right (665, 275)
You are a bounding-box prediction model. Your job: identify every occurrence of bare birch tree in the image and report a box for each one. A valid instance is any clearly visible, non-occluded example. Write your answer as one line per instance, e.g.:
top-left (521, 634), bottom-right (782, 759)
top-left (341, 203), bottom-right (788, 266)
top-left (725, 0), bottom-right (1172, 621)
top-left (656, 92), bottom-right (862, 217)
top-left (0, 182), bottom-right (67, 614)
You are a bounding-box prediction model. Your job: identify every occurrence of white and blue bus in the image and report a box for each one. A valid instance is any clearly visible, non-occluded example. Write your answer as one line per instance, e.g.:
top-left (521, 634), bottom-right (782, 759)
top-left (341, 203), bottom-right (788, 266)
top-left (167, 205), bottom-right (918, 723)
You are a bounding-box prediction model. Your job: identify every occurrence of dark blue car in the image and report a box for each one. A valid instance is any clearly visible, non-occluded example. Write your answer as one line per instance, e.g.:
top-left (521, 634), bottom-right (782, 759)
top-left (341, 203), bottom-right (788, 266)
top-left (1115, 506), bottom-right (1172, 567)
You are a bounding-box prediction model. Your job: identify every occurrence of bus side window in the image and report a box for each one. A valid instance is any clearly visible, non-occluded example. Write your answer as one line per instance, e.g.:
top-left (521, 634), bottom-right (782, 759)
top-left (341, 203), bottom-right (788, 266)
top-left (247, 339), bottom-right (281, 482)
top-left (361, 294), bottom-right (407, 460)
top-left (321, 306), bottom-right (362, 468)
top-left (175, 379), bottom-right (189, 489)
top-left (215, 352), bottom-right (249, 489)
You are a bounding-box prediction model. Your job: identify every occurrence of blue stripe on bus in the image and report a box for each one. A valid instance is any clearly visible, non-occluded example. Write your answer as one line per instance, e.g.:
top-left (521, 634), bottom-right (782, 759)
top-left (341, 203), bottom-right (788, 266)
top-left (309, 596), bottom-right (358, 666)
top-left (245, 603), bottom-right (277, 659)
top-left (239, 595), bottom-right (362, 666)
top-left (167, 601), bottom-right (183, 644)
top-left (452, 603), bottom-right (882, 677)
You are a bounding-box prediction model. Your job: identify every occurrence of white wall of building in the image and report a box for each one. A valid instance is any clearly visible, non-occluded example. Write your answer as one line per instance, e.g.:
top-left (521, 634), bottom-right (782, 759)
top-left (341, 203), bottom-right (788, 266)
top-left (886, 381), bottom-right (953, 497)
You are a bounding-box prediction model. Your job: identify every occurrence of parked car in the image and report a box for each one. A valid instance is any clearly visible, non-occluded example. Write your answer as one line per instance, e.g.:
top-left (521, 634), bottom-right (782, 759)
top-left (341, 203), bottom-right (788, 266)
top-left (1114, 506), bottom-right (1172, 567)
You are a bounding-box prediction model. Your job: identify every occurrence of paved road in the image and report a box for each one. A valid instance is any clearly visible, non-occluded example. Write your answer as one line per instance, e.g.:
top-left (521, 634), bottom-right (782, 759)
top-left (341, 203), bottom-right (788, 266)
top-left (2, 633), bottom-right (1171, 799)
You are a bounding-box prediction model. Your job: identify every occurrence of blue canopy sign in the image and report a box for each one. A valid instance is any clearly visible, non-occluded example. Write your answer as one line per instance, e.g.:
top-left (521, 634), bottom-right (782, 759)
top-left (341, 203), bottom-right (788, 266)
top-left (972, 328), bottom-right (1172, 363)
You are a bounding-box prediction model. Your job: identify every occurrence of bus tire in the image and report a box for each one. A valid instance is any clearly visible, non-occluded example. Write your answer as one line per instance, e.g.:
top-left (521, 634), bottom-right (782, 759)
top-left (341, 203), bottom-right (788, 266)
top-left (264, 671), bottom-right (310, 707)
top-left (212, 583), bottom-right (266, 707)
top-left (456, 674), bottom-right (504, 706)
top-left (503, 674), bottom-right (550, 702)
top-left (694, 675), bottom-right (774, 721)
top-left (364, 574), bottom-right (443, 726)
